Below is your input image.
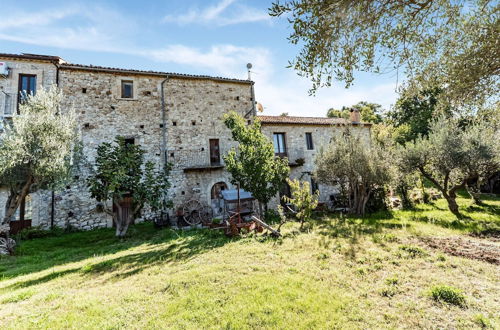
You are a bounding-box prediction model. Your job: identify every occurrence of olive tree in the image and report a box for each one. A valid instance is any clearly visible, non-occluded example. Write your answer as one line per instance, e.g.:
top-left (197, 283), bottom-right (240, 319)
top-left (315, 127), bottom-right (392, 216)
top-left (0, 86), bottom-right (77, 233)
top-left (223, 112), bottom-right (290, 216)
top-left (87, 137), bottom-right (171, 237)
top-left (282, 178), bottom-right (319, 229)
top-left (398, 116), bottom-right (500, 217)
top-left (270, 0), bottom-right (499, 109)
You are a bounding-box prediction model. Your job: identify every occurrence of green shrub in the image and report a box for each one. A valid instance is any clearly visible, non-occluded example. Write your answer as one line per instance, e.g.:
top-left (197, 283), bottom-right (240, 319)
top-left (17, 226), bottom-right (66, 240)
top-left (264, 209), bottom-right (281, 224)
top-left (365, 187), bottom-right (388, 213)
top-left (429, 285), bottom-right (467, 307)
top-left (399, 245), bottom-right (427, 258)
top-left (380, 287), bottom-right (397, 297)
top-left (436, 254), bottom-right (446, 262)
top-left (473, 314), bottom-right (492, 328)
top-left (385, 277), bottom-right (399, 286)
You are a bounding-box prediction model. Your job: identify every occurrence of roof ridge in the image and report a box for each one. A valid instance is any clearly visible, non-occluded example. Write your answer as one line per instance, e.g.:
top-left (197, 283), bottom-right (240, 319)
top-left (59, 62), bottom-right (252, 84)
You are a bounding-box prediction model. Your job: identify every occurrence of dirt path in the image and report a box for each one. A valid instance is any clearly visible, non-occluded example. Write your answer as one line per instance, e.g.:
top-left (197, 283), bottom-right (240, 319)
top-left (419, 236), bottom-right (500, 265)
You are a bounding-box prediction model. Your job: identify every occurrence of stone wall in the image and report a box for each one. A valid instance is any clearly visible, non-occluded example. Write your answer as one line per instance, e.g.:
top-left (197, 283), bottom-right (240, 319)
top-left (1, 57), bottom-right (254, 230)
top-left (1, 55), bottom-right (372, 232)
top-left (0, 57), bottom-right (57, 117)
top-left (0, 57), bottom-right (58, 228)
top-left (260, 122), bottom-right (371, 208)
top-left (165, 78), bottom-right (252, 218)
top-left (41, 68), bottom-right (253, 229)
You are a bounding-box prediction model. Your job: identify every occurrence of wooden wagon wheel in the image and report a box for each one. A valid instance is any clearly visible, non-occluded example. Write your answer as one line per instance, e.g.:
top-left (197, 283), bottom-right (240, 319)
top-left (182, 200), bottom-right (203, 225)
top-left (199, 204), bottom-right (214, 225)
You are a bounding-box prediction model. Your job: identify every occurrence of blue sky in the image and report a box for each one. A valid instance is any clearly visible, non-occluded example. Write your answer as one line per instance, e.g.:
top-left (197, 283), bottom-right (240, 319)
top-left (0, 0), bottom-right (400, 116)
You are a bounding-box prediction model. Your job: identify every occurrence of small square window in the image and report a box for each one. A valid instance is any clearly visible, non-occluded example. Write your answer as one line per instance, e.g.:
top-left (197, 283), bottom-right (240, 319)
top-left (121, 80), bottom-right (133, 98)
top-left (124, 138), bottom-right (135, 145)
top-left (82, 88), bottom-right (87, 93)
top-left (172, 121), bottom-right (177, 126)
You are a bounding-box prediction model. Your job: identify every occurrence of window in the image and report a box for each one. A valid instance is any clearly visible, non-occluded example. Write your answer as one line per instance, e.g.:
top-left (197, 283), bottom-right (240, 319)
top-left (209, 139), bottom-right (220, 166)
top-left (273, 133), bottom-right (287, 157)
top-left (305, 133), bottom-right (314, 150)
top-left (311, 178), bottom-right (319, 194)
top-left (18, 74), bottom-right (36, 110)
top-left (124, 138), bottom-right (135, 145)
top-left (121, 80), bottom-right (134, 98)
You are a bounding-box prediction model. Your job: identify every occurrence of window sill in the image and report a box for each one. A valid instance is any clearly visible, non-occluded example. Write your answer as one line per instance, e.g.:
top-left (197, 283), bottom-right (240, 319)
top-left (116, 97), bottom-right (138, 101)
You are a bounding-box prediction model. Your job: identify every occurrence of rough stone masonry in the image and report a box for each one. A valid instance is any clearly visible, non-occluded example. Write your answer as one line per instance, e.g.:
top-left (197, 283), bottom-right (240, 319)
top-left (0, 53), bottom-right (371, 232)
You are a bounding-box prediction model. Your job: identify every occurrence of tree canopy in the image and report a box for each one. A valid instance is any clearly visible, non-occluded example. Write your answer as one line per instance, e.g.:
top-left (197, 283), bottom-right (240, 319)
top-left (398, 116), bottom-right (500, 217)
top-left (223, 112), bottom-right (290, 215)
top-left (87, 137), bottom-right (171, 237)
top-left (315, 127), bottom-right (392, 215)
top-left (387, 87), bottom-right (448, 144)
top-left (327, 101), bottom-right (383, 123)
top-left (270, 0), bottom-right (499, 109)
top-left (0, 87), bottom-right (78, 231)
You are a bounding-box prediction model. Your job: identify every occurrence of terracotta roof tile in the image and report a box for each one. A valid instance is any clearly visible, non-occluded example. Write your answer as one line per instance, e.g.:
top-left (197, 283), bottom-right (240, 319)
top-left (0, 52), bottom-right (251, 84)
top-left (0, 53), bottom-right (65, 63)
top-left (59, 63), bottom-right (252, 84)
top-left (257, 115), bottom-right (367, 126)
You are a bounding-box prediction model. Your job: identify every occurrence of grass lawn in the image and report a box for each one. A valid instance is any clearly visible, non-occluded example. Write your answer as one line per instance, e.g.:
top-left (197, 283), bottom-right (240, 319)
top-left (1, 193), bottom-right (499, 329)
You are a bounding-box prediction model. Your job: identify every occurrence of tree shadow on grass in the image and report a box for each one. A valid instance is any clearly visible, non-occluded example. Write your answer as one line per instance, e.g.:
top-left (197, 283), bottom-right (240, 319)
top-left (81, 230), bottom-right (232, 281)
top-left (311, 213), bottom-right (405, 259)
top-left (1, 228), bottom-right (233, 290)
top-left (407, 198), bottom-right (500, 232)
top-left (0, 268), bottom-right (81, 292)
top-left (408, 214), bottom-right (498, 233)
top-left (0, 223), bottom-right (232, 284)
top-left (314, 215), bottom-right (402, 240)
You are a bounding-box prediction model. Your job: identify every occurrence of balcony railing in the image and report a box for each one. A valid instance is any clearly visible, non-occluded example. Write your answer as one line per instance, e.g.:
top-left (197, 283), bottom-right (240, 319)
top-left (275, 148), bottom-right (306, 166)
top-left (168, 149), bottom-right (224, 172)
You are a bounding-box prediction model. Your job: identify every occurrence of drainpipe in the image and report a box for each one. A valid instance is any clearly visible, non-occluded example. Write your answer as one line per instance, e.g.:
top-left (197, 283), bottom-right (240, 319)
top-left (160, 76), bottom-right (169, 166)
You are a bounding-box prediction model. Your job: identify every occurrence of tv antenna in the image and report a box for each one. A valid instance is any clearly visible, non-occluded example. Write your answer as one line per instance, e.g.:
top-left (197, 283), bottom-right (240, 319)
top-left (247, 63), bottom-right (252, 80)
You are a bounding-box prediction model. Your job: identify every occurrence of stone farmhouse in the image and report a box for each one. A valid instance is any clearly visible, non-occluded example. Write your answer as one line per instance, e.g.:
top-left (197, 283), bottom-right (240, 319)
top-left (0, 53), bottom-right (371, 233)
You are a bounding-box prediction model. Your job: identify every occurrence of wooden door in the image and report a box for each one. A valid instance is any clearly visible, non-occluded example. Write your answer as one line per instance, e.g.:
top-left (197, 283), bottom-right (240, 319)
top-left (209, 139), bottom-right (220, 166)
top-left (9, 195), bottom-right (32, 234)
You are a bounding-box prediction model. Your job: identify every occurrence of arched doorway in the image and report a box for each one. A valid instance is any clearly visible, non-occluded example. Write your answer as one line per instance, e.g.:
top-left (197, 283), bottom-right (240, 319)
top-left (211, 182), bottom-right (228, 216)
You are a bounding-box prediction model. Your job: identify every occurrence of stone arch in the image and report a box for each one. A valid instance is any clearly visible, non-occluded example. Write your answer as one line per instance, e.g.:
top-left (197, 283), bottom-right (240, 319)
top-left (209, 181), bottom-right (228, 216)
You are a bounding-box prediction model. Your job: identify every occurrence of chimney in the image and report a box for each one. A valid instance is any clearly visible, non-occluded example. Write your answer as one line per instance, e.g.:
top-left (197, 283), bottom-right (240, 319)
top-left (350, 108), bottom-right (360, 123)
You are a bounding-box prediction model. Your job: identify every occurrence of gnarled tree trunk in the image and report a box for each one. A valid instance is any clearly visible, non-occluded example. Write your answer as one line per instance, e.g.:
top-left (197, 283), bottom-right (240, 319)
top-left (465, 180), bottom-right (483, 206)
top-left (419, 167), bottom-right (466, 218)
top-left (2, 176), bottom-right (34, 233)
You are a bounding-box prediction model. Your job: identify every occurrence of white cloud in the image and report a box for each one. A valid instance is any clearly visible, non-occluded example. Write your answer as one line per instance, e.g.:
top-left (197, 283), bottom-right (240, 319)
top-left (0, 5), bottom-right (137, 53)
top-left (0, 4), bottom-right (397, 116)
top-left (0, 7), bottom-right (78, 30)
top-left (255, 76), bottom-right (398, 117)
top-left (143, 44), bottom-right (271, 80)
top-left (163, 0), bottom-right (270, 26)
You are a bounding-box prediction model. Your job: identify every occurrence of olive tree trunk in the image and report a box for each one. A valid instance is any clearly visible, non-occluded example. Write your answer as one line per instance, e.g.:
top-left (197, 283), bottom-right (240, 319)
top-left (2, 176), bottom-right (34, 230)
top-left (465, 181), bottom-right (483, 206)
top-left (419, 167), bottom-right (466, 218)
